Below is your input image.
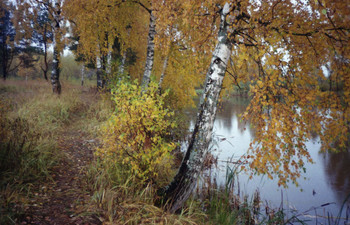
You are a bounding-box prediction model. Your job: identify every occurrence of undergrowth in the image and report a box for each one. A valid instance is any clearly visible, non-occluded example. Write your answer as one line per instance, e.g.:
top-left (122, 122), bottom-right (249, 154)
top-left (0, 80), bottom-right (96, 224)
top-left (2, 79), bottom-right (343, 224)
top-left (85, 159), bottom-right (205, 224)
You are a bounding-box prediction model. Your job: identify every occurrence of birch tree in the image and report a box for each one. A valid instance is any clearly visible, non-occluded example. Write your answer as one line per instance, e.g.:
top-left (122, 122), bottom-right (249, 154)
top-left (136, 1), bottom-right (156, 90)
top-left (64, 0), bottom-right (136, 88)
top-left (158, 0), bottom-right (350, 211)
top-left (21, 0), bottom-right (65, 93)
top-left (50, 0), bottom-right (62, 94)
top-left (160, 3), bottom-right (234, 212)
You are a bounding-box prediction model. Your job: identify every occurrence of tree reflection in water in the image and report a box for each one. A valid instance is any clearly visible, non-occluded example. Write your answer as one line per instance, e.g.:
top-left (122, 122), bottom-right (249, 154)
top-left (216, 96), bottom-right (255, 138)
top-left (322, 149), bottom-right (350, 205)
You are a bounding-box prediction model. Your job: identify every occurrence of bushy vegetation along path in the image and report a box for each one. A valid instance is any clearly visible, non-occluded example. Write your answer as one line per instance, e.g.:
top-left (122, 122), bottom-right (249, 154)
top-left (21, 123), bottom-right (101, 225)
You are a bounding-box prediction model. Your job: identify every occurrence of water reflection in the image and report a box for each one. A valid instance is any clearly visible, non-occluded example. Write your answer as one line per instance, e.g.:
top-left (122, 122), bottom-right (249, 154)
top-left (187, 96), bottom-right (349, 222)
top-left (322, 149), bottom-right (350, 204)
top-left (216, 97), bottom-right (255, 138)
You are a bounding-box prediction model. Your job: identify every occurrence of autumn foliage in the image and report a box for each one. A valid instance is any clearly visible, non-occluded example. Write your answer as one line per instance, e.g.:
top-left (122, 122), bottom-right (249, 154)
top-left (97, 80), bottom-right (176, 184)
top-left (2, 0), bottom-right (349, 193)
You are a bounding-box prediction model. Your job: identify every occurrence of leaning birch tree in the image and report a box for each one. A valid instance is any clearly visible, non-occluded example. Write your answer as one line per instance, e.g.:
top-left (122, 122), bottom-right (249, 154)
top-left (159, 0), bottom-right (350, 212)
top-left (160, 3), bottom-right (234, 212)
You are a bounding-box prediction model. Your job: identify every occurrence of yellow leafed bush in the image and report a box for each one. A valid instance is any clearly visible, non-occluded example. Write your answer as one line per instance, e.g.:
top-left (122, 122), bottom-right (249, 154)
top-left (98, 80), bottom-right (176, 184)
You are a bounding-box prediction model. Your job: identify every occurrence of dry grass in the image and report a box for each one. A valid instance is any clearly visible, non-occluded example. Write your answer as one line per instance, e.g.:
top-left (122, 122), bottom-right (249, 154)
top-left (0, 79), bottom-right (102, 223)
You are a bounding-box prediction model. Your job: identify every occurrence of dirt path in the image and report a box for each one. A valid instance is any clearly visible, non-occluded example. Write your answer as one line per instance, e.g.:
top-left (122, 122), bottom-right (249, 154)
top-left (21, 127), bottom-right (101, 225)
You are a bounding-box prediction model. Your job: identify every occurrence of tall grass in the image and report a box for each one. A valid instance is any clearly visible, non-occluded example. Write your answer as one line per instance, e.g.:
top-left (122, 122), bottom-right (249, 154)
top-left (0, 80), bottom-right (99, 224)
top-left (85, 159), bottom-right (205, 224)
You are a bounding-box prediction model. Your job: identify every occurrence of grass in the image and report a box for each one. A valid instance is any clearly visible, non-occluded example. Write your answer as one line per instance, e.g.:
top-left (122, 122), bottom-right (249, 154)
top-left (0, 79), bottom-right (99, 224)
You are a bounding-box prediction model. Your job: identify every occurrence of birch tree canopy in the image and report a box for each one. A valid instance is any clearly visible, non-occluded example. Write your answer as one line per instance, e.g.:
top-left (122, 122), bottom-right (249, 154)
top-left (156, 0), bottom-right (349, 211)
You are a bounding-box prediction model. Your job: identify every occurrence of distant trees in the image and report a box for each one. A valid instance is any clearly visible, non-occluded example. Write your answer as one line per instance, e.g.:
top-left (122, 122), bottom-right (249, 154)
top-left (0, 1), bottom-right (17, 80)
top-left (32, 3), bottom-right (54, 81)
top-left (14, 0), bottom-right (64, 94)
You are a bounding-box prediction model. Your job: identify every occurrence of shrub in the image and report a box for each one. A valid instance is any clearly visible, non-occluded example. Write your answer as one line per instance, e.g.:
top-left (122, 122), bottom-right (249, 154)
top-left (97, 80), bottom-right (176, 185)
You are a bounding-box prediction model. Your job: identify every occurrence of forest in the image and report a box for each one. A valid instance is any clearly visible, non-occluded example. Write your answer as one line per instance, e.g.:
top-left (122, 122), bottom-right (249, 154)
top-left (1, 0), bottom-right (349, 224)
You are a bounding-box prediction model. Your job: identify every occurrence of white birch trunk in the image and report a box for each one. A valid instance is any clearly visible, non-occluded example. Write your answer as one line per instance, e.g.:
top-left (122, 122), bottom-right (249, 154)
top-left (160, 3), bottom-right (233, 212)
top-left (106, 43), bottom-right (112, 76)
top-left (119, 50), bottom-right (127, 75)
top-left (96, 55), bottom-right (103, 89)
top-left (119, 28), bottom-right (131, 76)
top-left (158, 55), bottom-right (168, 93)
top-left (141, 11), bottom-right (156, 90)
top-left (50, 0), bottom-right (61, 94)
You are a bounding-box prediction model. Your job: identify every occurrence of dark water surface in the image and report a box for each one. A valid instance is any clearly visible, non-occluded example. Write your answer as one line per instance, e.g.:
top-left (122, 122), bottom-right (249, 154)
top-left (186, 96), bottom-right (350, 223)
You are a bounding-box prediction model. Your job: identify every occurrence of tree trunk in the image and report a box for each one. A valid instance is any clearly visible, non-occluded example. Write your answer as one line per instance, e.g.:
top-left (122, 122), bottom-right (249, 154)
top-left (106, 43), bottom-right (112, 76)
top-left (1, 38), bottom-right (8, 80)
top-left (81, 64), bottom-right (85, 86)
top-left (42, 26), bottom-right (49, 81)
top-left (50, 1), bottom-right (61, 94)
top-left (141, 10), bottom-right (156, 90)
top-left (118, 27), bottom-right (131, 76)
top-left (51, 37), bottom-right (61, 94)
top-left (2, 63), bottom-right (7, 80)
top-left (158, 55), bottom-right (168, 93)
top-left (159, 3), bottom-right (233, 213)
top-left (119, 50), bottom-right (127, 75)
top-left (96, 55), bottom-right (103, 89)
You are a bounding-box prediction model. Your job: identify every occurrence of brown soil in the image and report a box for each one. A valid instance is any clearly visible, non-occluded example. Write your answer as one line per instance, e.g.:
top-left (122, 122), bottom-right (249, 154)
top-left (20, 127), bottom-right (102, 225)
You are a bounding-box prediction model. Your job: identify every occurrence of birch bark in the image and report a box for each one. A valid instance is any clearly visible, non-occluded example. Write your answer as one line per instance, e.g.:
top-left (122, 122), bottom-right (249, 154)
top-left (41, 25), bottom-right (49, 81)
top-left (158, 55), bottom-right (168, 93)
top-left (141, 10), bottom-right (156, 90)
top-left (118, 27), bottom-right (131, 76)
top-left (50, 0), bottom-right (61, 94)
top-left (119, 50), bottom-right (127, 75)
top-left (96, 55), bottom-right (103, 89)
top-left (160, 3), bottom-right (233, 212)
top-left (106, 43), bottom-right (112, 76)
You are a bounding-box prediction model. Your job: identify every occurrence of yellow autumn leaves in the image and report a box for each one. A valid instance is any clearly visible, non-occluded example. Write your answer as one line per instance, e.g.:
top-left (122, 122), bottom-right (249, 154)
top-left (97, 80), bottom-right (176, 184)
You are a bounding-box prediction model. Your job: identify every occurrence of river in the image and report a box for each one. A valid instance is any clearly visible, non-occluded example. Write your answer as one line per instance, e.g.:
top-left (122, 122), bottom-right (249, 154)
top-left (185, 96), bottom-right (350, 223)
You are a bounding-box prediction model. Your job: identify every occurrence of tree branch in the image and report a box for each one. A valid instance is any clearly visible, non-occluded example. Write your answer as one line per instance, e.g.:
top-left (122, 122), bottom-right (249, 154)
top-left (132, 0), bottom-right (151, 14)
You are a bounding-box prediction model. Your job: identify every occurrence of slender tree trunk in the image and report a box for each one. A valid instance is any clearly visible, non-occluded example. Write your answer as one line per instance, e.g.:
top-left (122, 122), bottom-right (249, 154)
top-left (51, 37), bottom-right (61, 94)
top-left (50, 1), bottom-right (61, 94)
top-left (119, 27), bottom-right (131, 76)
top-left (2, 46), bottom-right (7, 80)
top-left (2, 63), bottom-right (7, 80)
top-left (96, 55), bottom-right (103, 89)
top-left (158, 55), bottom-right (168, 93)
top-left (81, 64), bottom-right (85, 86)
top-left (141, 10), bottom-right (156, 90)
top-left (42, 26), bottom-right (48, 81)
top-left (106, 47), bottom-right (112, 75)
top-left (2, 39), bottom-right (8, 80)
top-left (159, 3), bottom-right (233, 213)
top-left (119, 50), bottom-right (127, 75)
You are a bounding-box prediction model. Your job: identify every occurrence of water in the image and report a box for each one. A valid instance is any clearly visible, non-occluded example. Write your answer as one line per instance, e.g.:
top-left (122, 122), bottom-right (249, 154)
top-left (186, 96), bottom-right (350, 223)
